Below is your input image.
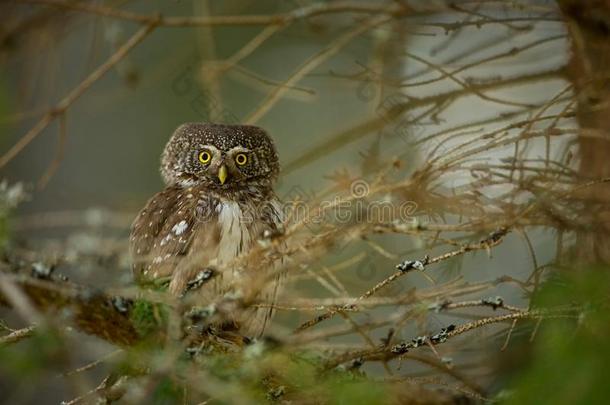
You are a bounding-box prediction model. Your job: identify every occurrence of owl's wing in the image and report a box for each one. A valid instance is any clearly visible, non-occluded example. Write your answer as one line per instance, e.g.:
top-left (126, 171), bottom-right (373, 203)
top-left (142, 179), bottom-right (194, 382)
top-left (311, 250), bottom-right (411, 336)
top-left (129, 186), bottom-right (220, 289)
top-left (131, 190), bottom-right (284, 337)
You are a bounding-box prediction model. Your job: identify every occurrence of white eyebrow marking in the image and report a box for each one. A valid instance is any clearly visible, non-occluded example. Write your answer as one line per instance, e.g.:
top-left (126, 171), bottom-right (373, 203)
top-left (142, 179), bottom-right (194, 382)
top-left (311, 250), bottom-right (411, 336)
top-left (198, 145), bottom-right (221, 154)
top-left (227, 146), bottom-right (252, 154)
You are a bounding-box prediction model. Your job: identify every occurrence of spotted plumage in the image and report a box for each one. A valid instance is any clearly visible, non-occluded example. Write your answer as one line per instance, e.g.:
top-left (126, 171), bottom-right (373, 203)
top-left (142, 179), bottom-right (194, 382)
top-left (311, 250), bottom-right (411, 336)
top-left (130, 123), bottom-right (283, 337)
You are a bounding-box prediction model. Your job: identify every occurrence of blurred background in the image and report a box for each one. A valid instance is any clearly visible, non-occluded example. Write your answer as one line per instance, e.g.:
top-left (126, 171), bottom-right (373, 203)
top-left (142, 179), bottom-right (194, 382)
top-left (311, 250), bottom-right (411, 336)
top-left (1, 1), bottom-right (609, 404)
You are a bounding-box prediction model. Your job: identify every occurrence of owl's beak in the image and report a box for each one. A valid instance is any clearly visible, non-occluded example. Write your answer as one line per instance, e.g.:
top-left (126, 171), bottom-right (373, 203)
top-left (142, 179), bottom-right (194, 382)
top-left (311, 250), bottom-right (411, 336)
top-left (218, 164), bottom-right (228, 185)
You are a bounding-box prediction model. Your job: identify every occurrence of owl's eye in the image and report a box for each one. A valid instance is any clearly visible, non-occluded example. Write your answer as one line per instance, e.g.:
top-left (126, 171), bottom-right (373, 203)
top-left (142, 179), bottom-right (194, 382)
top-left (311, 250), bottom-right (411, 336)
top-left (235, 153), bottom-right (248, 166)
top-left (198, 150), bottom-right (212, 164)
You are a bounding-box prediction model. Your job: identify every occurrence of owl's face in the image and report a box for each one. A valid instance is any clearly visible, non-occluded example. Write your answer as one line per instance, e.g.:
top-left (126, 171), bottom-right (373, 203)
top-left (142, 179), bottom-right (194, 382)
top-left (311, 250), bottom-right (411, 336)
top-left (161, 123), bottom-right (279, 190)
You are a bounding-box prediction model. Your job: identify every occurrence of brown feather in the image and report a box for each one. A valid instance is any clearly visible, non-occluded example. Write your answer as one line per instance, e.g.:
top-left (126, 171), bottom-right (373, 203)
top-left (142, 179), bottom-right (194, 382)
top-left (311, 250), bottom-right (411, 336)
top-left (130, 122), bottom-right (284, 338)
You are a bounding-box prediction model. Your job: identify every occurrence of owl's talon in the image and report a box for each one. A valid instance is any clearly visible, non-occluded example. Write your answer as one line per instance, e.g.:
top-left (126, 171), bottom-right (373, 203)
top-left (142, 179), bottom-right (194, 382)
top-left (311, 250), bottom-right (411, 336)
top-left (183, 268), bottom-right (216, 295)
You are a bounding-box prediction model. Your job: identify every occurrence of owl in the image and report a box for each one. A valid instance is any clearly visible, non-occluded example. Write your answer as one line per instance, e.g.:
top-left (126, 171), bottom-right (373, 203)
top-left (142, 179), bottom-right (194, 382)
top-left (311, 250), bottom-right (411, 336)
top-left (130, 123), bottom-right (284, 338)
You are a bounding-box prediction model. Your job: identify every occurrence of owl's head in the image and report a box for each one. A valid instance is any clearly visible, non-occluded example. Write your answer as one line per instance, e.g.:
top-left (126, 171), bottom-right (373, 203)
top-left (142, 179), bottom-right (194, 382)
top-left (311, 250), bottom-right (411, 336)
top-left (161, 123), bottom-right (279, 190)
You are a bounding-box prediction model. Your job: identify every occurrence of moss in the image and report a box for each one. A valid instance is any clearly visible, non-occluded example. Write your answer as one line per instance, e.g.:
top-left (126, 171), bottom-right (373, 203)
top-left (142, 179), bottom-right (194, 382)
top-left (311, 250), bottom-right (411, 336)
top-left (129, 299), bottom-right (168, 340)
top-left (151, 376), bottom-right (185, 404)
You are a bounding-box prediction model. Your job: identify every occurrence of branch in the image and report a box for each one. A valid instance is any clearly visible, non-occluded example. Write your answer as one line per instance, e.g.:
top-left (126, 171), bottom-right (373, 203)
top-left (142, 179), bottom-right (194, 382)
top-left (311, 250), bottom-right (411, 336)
top-left (14, 0), bottom-right (407, 27)
top-left (0, 272), bottom-right (143, 346)
top-left (0, 21), bottom-right (158, 169)
top-left (282, 67), bottom-right (564, 174)
top-left (0, 325), bottom-right (35, 346)
top-left (295, 228), bottom-right (509, 332)
top-left (326, 305), bottom-right (582, 369)
top-left (244, 13), bottom-right (392, 123)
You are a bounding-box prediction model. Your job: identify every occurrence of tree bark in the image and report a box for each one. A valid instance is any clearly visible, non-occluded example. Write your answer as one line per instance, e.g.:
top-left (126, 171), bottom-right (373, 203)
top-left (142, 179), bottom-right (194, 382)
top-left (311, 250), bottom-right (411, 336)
top-left (559, 0), bottom-right (610, 263)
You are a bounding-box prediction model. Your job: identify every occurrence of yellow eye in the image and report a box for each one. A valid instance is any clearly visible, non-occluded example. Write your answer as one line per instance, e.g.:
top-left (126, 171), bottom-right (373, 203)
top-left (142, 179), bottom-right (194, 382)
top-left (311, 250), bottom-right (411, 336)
top-left (198, 150), bottom-right (212, 164)
top-left (235, 153), bottom-right (248, 166)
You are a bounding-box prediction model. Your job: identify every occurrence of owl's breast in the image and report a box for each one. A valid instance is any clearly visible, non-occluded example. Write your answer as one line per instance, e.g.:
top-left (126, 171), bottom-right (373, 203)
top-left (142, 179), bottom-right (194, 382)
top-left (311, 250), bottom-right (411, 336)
top-left (210, 197), bottom-right (283, 267)
top-left (214, 200), bottom-right (256, 266)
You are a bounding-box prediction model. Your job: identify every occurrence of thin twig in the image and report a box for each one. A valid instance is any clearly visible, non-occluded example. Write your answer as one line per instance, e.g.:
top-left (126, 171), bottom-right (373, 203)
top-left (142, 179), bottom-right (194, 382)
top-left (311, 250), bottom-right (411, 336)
top-left (15, 0), bottom-right (404, 27)
top-left (0, 325), bottom-right (36, 346)
top-left (0, 22), bottom-right (158, 169)
top-left (296, 228), bottom-right (509, 332)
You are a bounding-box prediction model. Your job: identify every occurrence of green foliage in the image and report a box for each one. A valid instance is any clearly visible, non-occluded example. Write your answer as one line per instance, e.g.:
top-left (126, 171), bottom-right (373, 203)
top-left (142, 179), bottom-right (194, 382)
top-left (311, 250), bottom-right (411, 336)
top-left (115, 342), bottom-right (398, 404)
top-left (504, 267), bottom-right (610, 405)
top-left (191, 347), bottom-right (391, 404)
top-left (0, 74), bottom-right (21, 249)
top-left (0, 328), bottom-right (65, 377)
top-left (151, 376), bottom-right (186, 405)
top-left (130, 299), bottom-right (169, 340)
top-left (327, 378), bottom-right (388, 405)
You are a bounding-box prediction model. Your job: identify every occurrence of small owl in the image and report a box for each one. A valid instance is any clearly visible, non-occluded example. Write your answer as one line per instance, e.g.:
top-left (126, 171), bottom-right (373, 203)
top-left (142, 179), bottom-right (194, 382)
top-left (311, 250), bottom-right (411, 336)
top-left (130, 123), bottom-right (284, 337)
